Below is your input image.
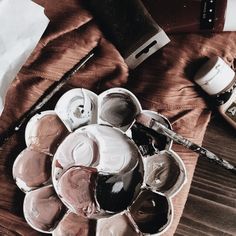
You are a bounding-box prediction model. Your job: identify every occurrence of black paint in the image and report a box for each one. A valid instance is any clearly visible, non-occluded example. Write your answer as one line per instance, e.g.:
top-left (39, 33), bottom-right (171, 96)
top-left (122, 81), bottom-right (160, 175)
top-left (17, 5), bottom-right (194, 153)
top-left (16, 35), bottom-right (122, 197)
top-left (129, 189), bottom-right (170, 234)
top-left (96, 164), bottom-right (143, 213)
top-left (131, 122), bottom-right (169, 156)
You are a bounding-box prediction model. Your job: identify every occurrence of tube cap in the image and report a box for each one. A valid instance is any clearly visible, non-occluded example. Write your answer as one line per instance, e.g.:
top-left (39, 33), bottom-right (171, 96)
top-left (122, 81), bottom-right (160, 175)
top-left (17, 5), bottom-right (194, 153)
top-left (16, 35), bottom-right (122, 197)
top-left (224, 0), bottom-right (236, 31)
top-left (194, 56), bottom-right (235, 95)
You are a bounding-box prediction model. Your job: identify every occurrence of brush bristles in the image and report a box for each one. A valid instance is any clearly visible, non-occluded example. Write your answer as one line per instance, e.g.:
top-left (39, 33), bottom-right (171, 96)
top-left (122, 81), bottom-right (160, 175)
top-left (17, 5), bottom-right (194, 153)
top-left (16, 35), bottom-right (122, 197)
top-left (135, 113), bottom-right (152, 127)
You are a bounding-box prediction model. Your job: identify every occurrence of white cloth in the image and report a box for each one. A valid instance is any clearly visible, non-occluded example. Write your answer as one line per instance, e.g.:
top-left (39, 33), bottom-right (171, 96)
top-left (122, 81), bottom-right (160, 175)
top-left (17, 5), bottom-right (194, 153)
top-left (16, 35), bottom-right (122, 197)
top-left (0, 0), bottom-right (49, 115)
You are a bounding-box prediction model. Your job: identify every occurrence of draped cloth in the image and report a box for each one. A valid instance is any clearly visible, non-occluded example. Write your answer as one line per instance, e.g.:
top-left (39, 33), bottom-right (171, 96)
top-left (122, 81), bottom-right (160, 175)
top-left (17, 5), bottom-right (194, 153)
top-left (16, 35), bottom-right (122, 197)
top-left (0, 0), bottom-right (236, 235)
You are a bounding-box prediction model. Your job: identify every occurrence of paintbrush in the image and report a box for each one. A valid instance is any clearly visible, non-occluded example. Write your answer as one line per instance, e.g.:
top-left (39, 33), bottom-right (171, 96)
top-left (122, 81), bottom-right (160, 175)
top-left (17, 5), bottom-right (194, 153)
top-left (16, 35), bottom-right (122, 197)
top-left (136, 113), bottom-right (236, 175)
top-left (0, 47), bottom-right (97, 147)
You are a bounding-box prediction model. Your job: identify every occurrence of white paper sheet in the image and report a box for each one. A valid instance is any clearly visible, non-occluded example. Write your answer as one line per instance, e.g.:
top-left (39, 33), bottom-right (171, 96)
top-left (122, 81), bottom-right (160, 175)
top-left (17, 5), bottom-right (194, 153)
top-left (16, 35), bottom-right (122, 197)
top-left (0, 0), bottom-right (49, 115)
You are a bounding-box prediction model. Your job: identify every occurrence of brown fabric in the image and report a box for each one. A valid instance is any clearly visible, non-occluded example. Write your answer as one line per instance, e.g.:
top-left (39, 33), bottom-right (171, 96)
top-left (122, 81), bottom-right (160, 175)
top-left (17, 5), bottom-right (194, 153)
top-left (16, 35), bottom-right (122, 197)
top-left (0, 0), bottom-right (236, 235)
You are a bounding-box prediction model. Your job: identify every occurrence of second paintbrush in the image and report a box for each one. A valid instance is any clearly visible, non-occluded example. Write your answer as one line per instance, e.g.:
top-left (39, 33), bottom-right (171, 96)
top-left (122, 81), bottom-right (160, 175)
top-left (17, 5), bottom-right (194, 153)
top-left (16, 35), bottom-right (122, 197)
top-left (0, 47), bottom-right (97, 147)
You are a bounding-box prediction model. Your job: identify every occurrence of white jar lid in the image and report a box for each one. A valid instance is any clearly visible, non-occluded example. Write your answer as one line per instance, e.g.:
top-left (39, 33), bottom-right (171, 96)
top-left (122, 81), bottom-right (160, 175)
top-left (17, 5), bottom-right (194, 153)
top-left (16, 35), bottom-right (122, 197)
top-left (224, 0), bottom-right (236, 31)
top-left (194, 56), bottom-right (235, 95)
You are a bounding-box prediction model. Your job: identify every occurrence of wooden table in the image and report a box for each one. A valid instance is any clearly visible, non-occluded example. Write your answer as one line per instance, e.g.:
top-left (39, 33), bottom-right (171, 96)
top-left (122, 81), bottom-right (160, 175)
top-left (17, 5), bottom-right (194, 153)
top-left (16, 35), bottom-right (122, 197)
top-left (176, 114), bottom-right (236, 236)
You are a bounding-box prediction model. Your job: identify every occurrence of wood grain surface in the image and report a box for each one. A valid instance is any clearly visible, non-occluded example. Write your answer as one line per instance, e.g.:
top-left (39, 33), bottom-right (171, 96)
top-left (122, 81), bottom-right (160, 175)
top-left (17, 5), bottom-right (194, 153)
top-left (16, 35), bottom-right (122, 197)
top-left (176, 114), bottom-right (236, 236)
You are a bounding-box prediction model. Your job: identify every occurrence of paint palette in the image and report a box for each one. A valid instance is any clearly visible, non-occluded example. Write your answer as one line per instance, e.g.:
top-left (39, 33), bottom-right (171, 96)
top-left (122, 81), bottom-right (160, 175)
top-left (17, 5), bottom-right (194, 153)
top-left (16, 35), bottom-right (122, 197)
top-left (12, 88), bottom-right (187, 235)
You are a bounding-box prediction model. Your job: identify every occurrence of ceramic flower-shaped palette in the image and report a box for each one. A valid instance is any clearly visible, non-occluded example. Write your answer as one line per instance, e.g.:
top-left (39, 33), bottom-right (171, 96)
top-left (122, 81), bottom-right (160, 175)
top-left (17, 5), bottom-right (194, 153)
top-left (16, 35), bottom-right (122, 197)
top-left (12, 88), bottom-right (187, 236)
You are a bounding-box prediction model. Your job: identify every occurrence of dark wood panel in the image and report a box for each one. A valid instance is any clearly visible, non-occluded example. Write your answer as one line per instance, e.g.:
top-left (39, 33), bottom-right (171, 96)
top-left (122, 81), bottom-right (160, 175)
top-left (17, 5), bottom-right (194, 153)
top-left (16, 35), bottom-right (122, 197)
top-left (176, 114), bottom-right (236, 236)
